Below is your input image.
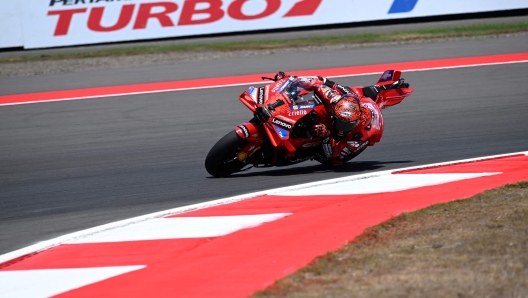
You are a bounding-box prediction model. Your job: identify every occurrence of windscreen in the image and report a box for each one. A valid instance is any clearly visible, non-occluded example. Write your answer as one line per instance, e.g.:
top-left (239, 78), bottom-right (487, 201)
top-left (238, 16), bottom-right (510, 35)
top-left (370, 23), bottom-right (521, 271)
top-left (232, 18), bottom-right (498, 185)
top-left (281, 78), bottom-right (314, 105)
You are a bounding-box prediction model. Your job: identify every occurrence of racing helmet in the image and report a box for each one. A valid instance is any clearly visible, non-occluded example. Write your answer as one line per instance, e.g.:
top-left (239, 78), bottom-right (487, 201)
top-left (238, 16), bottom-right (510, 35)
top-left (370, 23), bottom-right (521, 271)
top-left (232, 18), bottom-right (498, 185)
top-left (332, 95), bottom-right (361, 133)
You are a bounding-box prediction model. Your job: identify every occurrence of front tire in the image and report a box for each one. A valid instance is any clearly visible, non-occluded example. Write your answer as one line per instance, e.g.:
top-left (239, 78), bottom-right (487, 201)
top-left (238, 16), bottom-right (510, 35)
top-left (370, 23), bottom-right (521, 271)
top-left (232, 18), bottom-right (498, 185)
top-left (205, 130), bottom-right (249, 177)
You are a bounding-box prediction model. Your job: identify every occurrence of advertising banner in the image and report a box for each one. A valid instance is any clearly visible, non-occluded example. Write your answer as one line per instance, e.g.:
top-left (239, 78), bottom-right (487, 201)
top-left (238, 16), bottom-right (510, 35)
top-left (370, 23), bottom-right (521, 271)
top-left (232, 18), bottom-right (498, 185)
top-left (2, 0), bottom-right (528, 49)
top-left (0, 2), bottom-right (24, 48)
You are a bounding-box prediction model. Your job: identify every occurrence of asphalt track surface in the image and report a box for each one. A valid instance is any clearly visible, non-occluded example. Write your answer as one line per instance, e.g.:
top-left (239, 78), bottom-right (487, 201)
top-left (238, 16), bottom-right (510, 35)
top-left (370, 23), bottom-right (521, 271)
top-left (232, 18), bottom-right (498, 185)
top-left (1, 35), bottom-right (528, 256)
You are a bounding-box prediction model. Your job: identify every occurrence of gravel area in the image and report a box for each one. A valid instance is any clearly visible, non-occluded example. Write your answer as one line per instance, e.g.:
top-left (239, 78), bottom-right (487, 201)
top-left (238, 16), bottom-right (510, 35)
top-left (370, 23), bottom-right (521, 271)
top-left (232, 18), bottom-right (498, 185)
top-left (1, 32), bottom-right (526, 79)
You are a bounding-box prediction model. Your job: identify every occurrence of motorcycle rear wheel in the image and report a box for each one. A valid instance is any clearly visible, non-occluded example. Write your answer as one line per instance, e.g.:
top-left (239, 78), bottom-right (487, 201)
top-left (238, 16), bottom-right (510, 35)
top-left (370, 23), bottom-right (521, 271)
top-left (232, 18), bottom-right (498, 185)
top-left (205, 130), bottom-right (249, 177)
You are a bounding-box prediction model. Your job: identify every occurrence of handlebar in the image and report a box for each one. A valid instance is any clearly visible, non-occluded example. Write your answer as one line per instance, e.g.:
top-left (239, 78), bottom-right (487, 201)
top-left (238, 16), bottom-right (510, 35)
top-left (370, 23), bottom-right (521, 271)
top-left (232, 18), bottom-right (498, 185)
top-left (385, 78), bottom-right (409, 90)
top-left (262, 71), bottom-right (287, 82)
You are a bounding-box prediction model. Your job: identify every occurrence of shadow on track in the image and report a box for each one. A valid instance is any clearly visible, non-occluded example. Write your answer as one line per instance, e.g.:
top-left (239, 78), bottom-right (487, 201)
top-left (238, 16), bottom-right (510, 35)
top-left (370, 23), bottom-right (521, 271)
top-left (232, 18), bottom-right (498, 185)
top-left (209, 160), bottom-right (414, 178)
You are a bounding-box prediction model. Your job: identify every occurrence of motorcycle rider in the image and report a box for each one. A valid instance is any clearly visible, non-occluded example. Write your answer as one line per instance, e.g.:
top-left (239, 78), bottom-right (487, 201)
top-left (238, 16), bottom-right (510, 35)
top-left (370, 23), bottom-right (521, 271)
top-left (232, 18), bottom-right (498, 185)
top-left (272, 71), bottom-right (406, 164)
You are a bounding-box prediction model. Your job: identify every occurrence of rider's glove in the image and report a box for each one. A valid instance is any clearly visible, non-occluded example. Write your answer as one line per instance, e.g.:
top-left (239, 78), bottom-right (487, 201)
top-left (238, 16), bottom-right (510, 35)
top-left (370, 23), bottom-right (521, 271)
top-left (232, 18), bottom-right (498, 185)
top-left (313, 124), bottom-right (330, 138)
top-left (385, 79), bottom-right (410, 90)
top-left (363, 80), bottom-right (409, 100)
top-left (372, 80), bottom-right (407, 92)
top-left (274, 71), bottom-right (286, 81)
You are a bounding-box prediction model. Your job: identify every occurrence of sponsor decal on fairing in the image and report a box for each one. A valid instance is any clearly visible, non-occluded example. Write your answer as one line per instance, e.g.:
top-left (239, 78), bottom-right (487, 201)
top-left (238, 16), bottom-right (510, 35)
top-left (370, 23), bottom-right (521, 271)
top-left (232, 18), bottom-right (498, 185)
top-left (246, 87), bottom-right (258, 103)
top-left (291, 104), bottom-right (315, 110)
top-left (271, 79), bottom-right (286, 93)
top-left (271, 118), bottom-right (292, 130)
top-left (237, 125), bottom-right (250, 138)
top-left (273, 125), bottom-right (289, 139)
top-left (302, 141), bottom-right (321, 148)
top-left (257, 87), bottom-right (265, 105)
top-left (277, 77), bottom-right (295, 94)
top-left (288, 110), bottom-right (307, 117)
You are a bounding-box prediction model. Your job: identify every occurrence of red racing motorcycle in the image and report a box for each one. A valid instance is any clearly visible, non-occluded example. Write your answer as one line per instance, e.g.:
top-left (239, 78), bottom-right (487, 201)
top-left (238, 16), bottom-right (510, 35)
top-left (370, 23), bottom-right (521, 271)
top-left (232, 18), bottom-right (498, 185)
top-left (205, 70), bottom-right (414, 177)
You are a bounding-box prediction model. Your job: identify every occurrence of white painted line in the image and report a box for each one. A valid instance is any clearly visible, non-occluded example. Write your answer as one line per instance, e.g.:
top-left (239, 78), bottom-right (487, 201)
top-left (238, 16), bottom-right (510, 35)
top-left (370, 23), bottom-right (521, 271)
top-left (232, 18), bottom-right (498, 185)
top-left (330, 60), bottom-right (528, 79)
top-left (0, 82), bottom-right (265, 107)
top-left (0, 151), bottom-right (526, 265)
top-left (67, 213), bottom-right (291, 244)
top-left (0, 266), bottom-right (145, 298)
top-left (272, 173), bottom-right (500, 196)
top-left (1, 59), bottom-right (527, 107)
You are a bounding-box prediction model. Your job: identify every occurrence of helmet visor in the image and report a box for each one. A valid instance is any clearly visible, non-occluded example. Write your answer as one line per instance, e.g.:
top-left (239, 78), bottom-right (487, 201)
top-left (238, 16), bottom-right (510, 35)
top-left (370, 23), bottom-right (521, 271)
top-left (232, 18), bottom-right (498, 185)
top-left (335, 118), bottom-right (358, 133)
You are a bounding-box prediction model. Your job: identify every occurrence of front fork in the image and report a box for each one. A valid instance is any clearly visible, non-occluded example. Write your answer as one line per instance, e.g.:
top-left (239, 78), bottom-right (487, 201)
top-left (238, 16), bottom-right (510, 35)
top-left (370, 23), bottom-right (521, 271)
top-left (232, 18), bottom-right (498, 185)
top-left (234, 121), bottom-right (266, 163)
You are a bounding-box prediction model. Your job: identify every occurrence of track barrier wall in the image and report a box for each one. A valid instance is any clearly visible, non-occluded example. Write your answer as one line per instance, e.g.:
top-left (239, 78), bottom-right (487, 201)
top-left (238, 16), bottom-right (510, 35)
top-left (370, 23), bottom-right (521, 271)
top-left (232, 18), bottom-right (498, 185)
top-left (2, 0), bottom-right (528, 49)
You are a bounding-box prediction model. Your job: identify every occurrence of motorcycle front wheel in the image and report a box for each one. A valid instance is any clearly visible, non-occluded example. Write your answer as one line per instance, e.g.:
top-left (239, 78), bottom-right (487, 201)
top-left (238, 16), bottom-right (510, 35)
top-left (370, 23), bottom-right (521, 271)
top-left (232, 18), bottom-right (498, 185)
top-left (205, 130), bottom-right (250, 177)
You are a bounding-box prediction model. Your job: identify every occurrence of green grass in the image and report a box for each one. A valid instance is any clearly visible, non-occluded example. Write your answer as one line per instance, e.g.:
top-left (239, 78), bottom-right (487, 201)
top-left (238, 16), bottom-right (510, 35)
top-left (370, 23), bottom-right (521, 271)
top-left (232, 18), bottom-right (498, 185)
top-left (504, 180), bottom-right (528, 189)
top-left (2, 22), bottom-right (528, 63)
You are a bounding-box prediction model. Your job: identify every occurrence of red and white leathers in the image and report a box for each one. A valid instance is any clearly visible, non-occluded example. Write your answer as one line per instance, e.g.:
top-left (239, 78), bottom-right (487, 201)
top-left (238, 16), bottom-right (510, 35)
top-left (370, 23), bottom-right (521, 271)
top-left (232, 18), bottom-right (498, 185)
top-left (293, 75), bottom-right (384, 164)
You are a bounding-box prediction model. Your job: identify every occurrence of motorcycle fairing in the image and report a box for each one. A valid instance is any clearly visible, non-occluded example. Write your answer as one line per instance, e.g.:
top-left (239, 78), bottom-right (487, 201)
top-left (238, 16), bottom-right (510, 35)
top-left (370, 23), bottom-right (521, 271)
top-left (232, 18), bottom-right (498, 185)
top-left (232, 122), bottom-right (267, 163)
top-left (289, 138), bottom-right (321, 150)
top-left (235, 122), bottom-right (265, 141)
top-left (277, 76), bottom-right (296, 94)
top-left (239, 77), bottom-right (320, 153)
top-left (377, 88), bottom-right (413, 108)
top-left (377, 70), bottom-right (401, 84)
top-left (272, 125), bottom-right (289, 139)
top-left (239, 86), bottom-right (263, 112)
top-left (355, 70), bottom-right (415, 109)
top-left (235, 142), bottom-right (262, 163)
top-left (291, 104), bottom-right (315, 110)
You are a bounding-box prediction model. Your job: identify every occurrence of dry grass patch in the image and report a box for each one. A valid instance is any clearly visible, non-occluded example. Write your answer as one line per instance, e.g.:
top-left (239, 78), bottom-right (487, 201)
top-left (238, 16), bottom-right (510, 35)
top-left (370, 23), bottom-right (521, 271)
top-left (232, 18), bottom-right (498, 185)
top-left (253, 181), bottom-right (528, 298)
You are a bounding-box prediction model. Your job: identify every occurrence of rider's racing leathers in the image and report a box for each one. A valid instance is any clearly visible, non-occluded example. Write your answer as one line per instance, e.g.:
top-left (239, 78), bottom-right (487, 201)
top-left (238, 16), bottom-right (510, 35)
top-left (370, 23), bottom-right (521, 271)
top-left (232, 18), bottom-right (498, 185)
top-left (288, 74), bottom-right (385, 164)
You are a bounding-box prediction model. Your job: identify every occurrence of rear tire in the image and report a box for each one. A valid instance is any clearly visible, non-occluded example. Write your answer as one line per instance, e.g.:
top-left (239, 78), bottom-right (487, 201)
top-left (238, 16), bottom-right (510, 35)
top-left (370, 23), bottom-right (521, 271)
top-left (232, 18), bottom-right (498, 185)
top-left (205, 130), bottom-right (249, 177)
